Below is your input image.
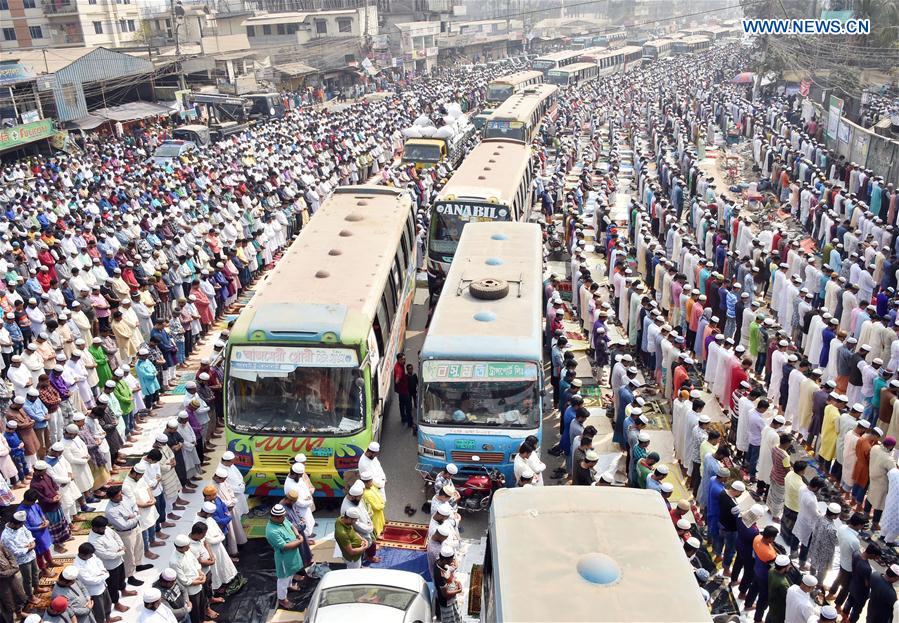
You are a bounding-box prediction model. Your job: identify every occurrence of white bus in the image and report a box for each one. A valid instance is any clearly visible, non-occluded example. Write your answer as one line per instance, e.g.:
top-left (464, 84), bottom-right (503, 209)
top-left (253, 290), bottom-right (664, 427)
top-left (482, 487), bottom-right (713, 622)
top-left (483, 84), bottom-right (559, 145)
top-left (546, 62), bottom-right (600, 87)
top-left (486, 70), bottom-right (544, 105)
top-left (426, 140), bottom-right (535, 295)
top-left (532, 49), bottom-right (583, 75)
top-left (417, 222), bottom-right (544, 485)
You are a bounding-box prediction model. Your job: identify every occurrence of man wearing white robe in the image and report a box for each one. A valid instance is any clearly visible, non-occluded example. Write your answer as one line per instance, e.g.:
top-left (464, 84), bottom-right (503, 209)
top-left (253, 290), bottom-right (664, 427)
top-left (64, 351), bottom-right (94, 411)
top-left (768, 344), bottom-right (789, 405)
top-left (213, 468), bottom-right (248, 553)
top-left (283, 463), bottom-right (314, 538)
top-left (195, 502), bottom-right (238, 590)
top-left (804, 314), bottom-right (826, 365)
top-left (219, 452), bottom-right (249, 518)
top-left (704, 336), bottom-right (724, 391)
top-left (736, 391), bottom-right (757, 457)
top-left (713, 346), bottom-right (738, 407)
top-left (62, 423), bottom-right (95, 497)
top-left (671, 393), bottom-right (691, 465)
top-left (784, 363), bottom-right (805, 423)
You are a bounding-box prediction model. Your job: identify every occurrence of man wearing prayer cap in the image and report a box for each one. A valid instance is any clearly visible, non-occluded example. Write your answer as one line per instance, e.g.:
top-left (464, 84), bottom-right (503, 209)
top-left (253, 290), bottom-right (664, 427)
top-left (340, 479), bottom-right (378, 563)
top-left (169, 533), bottom-right (210, 623)
top-left (51, 566), bottom-right (94, 623)
top-left (151, 568), bottom-right (190, 623)
top-left (357, 441), bottom-right (387, 501)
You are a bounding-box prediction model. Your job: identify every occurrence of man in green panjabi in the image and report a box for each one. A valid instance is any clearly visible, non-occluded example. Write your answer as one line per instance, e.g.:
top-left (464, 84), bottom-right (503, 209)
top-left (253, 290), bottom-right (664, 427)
top-left (265, 504), bottom-right (306, 610)
top-left (89, 337), bottom-right (112, 387)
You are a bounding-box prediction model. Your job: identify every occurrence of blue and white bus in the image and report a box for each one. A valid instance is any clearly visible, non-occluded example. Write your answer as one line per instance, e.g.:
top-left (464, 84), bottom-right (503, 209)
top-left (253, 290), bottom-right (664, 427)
top-left (417, 222), bottom-right (543, 485)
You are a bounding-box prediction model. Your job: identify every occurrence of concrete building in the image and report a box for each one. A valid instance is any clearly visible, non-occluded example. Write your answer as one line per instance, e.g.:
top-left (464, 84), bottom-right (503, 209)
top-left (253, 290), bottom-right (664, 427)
top-left (0, 0), bottom-right (52, 49)
top-left (241, 6), bottom-right (378, 46)
top-left (385, 20), bottom-right (439, 74)
top-left (40, 0), bottom-right (144, 48)
top-left (436, 18), bottom-right (523, 63)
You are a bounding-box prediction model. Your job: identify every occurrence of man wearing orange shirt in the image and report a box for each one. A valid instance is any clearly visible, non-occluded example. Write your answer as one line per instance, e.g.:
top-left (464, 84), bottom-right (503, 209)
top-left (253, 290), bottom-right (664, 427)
top-left (744, 525), bottom-right (779, 623)
top-left (851, 426), bottom-right (882, 510)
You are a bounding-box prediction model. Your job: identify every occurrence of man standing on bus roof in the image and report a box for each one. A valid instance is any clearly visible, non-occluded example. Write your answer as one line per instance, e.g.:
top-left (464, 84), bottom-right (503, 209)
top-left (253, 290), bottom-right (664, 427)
top-left (357, 442), bottom-right (387, 502)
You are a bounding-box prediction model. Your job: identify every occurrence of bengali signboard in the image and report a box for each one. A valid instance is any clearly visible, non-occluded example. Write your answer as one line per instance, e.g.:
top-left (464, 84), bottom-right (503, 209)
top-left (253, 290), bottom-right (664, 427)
top-left (230, 345), bottom-right (358, 372)
top-left (422, 360), bottom-right (538, 382)
top-left (0, 120), bottom-right (54, 151)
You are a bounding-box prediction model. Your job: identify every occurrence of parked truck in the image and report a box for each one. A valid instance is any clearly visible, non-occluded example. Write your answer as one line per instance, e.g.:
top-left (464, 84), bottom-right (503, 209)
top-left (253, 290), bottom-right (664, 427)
top-left (401, 104), bottom-right (475, 170)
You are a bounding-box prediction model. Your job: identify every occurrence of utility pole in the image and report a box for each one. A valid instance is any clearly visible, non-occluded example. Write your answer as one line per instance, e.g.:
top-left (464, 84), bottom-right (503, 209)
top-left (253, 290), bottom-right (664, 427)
top-left (171, 0), bottom-right (187, 89)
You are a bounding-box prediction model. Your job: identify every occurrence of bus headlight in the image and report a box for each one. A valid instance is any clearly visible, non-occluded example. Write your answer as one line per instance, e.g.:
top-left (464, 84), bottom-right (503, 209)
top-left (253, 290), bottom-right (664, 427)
top-left (418, 445), bottom-right (446, 460)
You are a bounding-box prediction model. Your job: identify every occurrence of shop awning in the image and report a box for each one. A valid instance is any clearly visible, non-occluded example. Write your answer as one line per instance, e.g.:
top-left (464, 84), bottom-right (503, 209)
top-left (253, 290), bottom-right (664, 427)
top-left (65, 114), bottom-right (107, 130)
top-left (273, 62), bottom-right (318, 77)
top-left (91, 101), bottom-right (176, 122)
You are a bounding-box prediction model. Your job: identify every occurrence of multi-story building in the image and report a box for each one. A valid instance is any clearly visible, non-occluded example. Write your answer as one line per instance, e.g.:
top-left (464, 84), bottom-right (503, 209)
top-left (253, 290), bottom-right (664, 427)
top-left (0, 0), bottom-right (52, 49)
top-left (1, 0), bottom-right (145, 49)
top-left (383, 20), bottom-right (439, 74)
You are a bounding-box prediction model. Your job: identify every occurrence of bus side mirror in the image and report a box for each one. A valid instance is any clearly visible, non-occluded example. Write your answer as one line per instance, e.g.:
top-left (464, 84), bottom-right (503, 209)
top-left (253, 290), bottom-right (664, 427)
top-left (540, 388), bottom-right (547, 397)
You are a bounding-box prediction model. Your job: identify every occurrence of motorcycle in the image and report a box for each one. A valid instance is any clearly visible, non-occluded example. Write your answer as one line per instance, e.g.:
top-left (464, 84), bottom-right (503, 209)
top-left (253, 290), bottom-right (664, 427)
top-left (416, 461), bottom-right (506, 513)
top-left (544, 222), bottom-right (566, 260)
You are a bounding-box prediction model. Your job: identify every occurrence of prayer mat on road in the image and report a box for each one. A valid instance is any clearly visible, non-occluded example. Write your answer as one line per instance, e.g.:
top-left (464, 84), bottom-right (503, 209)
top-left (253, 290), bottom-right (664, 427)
top-left (467, 564), bottom-right (483, 618)
top-left (369, 546), bottom-right (430, 578)
top-left (378, 521), bottom-right (428, 550)
top-left (170, 372), bottom-right (196, 395)
top-left (70, 511), bottom-right (102, 535)
top-left (241, 515), bottom-right (270, 540)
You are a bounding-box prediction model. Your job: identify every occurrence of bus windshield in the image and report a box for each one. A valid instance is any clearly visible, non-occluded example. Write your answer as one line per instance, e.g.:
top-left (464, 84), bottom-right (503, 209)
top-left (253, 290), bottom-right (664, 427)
top-left (421, 378), bottom-right (539, 428)
top-left (532, 60), bottom-right (555, 71)
top-left (403, 142), bottom-right (442, 163)
top-left (483, 120), bottom-right (526, 142)
top-left (487, 84), bottom-right (514, 101)
top-left (227, 346), bottom-right (365, 436)
top-left (429, 202), bottom-right (512, 254)
top-left (546, 73), bottom-right (569, 86)
top-left (420, 361), bottom-right (540, 428)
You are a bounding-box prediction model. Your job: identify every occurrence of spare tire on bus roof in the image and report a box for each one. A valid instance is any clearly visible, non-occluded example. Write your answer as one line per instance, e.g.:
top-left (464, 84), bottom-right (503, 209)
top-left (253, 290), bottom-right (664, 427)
top-left (469, 278), bottom-right (509, 300)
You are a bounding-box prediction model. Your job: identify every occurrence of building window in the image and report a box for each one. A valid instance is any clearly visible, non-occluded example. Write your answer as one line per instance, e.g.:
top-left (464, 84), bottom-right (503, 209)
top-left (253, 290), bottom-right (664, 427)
top-left (0, 0), bottom-right (8, 9)
top-left (276, 24), bottom-right (285, 35)
top-left (127, 19), bottom-right (135, 31)
top-left (88, 0), bottom-right (97, 3)
top-left (314, 19), bottom-right (327, 34)
top-left (337, 18), bottom-right (351, 33)
top-left (246, 25), bottom-right (255, 37)
top-left (119, 19), bottom-right (126, 32)
top-left (93, 21), bottom-right (103, 34)
top-left (262, 24), bottom-right (271, 35)
top-left (28, 26), bottom-right (42, 38)
top-left (1, 27), bottom-right (14, 41)
top-left (23, 0), bottom-right (36, 8)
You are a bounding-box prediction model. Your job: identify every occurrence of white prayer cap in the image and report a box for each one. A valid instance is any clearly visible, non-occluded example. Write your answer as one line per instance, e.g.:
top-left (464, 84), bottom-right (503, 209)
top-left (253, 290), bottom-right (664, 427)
top-left (661, 482), bottom-right (674, 493)
top-left (174, 535), bottom-right (191, 547)
top-left (214, 467), bottom-right (229, 479)
top-left (202, 502), bottom-right (217, 514)
top-left (773, 415), bottom-right (786, 424)
top-left (50, 442), bottom-right (64, 452)
top-left (852, 403), bottom-right (866, 413)
top-left (827, 503), bottom-right (842, 514)
top-left (698, 414), bottom-right (711, 424)
top-left (72, 412), bottom-right (86, 422)
top-left (348, 481), bottom-right (365, 496)
top-left (435, 502), bottom-right (453, 516)
top-left (368, 442), bottom-right (380, 452)
top-left (61, 566), bottom-right (80, 580)
top-left (446, 463), bottom-right (458, 475)
top-left (359, 470), bottom-right (373, 481)
top-left (440, 543), bottom-right (456, 558)
top-left (774, 554), bottom-right (790, 567)
top-left (133, 462), bottom-right (147, 474)
top-left (294, 454), bottom-right (307, 463)
top-left (655, 464), bottom-right (670, 475)
top-left (161, 568), bottom-right (177, 582)
top-left (801, 574), bottom-right (817, 587)
top-left (222, 451), bottom-right (235, 461)
top-left (12, 510), bottom-right (26, 522)
top-left (291, 462), bottom-right (305, 474)
top-left (637, 431), bottom-right (650, 442)
top-left (344, 506), bottom-right (361, 519)
top-left (686, 537), bottom-right (700, 548)
top-left (820, 606), bottom-right (838, 620)
top-left (437, 523), bottom-right (453, 537)
top-left (33, 460), bottom-right (49, 471)
top-left (155, 434), bottom-right (168, 444)
top-left (143, 588), bottom-right (163, 603)
top-left (65, 424), bottom-right (78, 434)
top-left (676, 518), bottom-right (691, 530)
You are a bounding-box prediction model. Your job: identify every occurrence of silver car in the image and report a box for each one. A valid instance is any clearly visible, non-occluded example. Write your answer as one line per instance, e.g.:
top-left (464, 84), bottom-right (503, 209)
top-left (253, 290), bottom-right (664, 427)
top-left (148, 140), bottom-right (196, 165)
top-left (304, 569), bottom-right (433, 623)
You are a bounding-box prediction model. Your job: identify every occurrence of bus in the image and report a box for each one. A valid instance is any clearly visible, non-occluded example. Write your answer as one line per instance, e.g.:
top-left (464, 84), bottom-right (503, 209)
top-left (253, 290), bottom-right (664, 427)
top-left (426, 139), bottom-right (534, 294)
top-left (588, 45), bottom-right (643, 75)
top-left (418, 222), bottom-right (543, 485)
top-left (224, 186), bottom-right (417, 497)
top-left (571, 36), bottom-right (591, 50)
top-left (531, 49), bottom-right (582, 74)
top-left (546, 62), bottom-right (600, 87)
top-left (486, 70), bottom-right (543, 106)
top-left (642, 38), bottom-right (673, 60)
top-left (672, 34), bottom-right (711, 55)
top-left (483, 84), bottom-right (558, 145)
top-left (481, 487), bottom-right (713, 622)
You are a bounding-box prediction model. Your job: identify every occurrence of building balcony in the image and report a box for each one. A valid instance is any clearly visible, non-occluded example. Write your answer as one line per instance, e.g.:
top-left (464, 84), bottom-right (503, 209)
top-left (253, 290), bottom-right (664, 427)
top-left (42, 0), bottom-right (79, 16)
top-left (48, 26), bottom-right (84, 45)
top-left (424, 0), bottom-right (451, 12)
